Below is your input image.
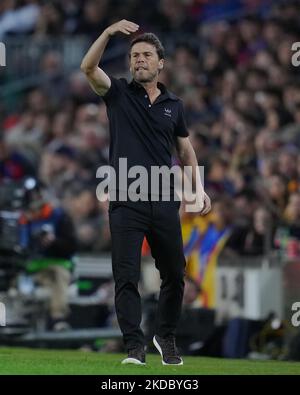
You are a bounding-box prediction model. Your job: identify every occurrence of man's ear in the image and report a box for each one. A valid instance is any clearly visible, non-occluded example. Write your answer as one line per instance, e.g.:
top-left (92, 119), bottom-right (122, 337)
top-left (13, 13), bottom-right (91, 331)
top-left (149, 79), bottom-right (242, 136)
top-left (158, 59), bottom-right (164, 70)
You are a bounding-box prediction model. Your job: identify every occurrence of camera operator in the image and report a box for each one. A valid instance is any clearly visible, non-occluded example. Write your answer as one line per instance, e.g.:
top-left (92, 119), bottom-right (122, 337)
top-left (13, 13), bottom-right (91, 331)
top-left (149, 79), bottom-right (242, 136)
top-left (19, 178), bottom-right (77, 330)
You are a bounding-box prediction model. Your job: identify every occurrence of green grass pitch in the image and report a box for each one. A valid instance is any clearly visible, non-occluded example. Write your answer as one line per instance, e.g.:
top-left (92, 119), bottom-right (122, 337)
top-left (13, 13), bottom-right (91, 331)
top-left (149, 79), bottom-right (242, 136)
top-left (0, 347), bottom-right (300, 375)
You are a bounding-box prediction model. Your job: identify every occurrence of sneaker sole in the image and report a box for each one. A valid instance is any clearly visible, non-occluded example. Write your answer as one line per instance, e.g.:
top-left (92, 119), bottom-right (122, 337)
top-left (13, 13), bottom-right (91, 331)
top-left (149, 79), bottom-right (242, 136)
top-left (121, 357), bottom-right (146, 366)
top-left (153, 336), bottom-right (183, 366)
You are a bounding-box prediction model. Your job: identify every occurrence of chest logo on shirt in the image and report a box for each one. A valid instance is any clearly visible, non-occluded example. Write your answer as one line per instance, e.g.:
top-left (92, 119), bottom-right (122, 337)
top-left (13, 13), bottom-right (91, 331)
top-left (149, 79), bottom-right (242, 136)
top-left (164, 108), bottom-right (172, 117)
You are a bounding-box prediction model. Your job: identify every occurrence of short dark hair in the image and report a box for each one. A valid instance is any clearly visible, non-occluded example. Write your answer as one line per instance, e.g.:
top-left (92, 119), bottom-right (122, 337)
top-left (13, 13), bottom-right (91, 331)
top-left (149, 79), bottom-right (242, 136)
top-left (130, 33), bottom-right (165, 59)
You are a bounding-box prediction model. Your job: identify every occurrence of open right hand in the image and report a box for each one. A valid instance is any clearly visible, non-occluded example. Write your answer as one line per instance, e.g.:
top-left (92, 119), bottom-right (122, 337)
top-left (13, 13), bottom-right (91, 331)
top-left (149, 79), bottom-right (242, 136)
top-left (106, 20), bottom-right (139, 37)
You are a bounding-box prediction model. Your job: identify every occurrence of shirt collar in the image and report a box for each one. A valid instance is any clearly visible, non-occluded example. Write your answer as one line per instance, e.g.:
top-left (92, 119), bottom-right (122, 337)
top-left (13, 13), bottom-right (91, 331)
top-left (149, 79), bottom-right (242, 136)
top-left (129, 79), bottom-right (179, 101)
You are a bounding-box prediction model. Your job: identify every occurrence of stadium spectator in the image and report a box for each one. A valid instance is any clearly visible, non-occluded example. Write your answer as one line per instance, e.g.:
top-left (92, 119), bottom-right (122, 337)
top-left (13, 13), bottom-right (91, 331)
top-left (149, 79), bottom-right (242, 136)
top-left (0, 136), bottom-right (35, 181)
top-left (19, 178), bottom-right (77, 330)
top-left (64, 185), bottom-right (111, 252)
top-left (284, 192), bottom-right (300, 240)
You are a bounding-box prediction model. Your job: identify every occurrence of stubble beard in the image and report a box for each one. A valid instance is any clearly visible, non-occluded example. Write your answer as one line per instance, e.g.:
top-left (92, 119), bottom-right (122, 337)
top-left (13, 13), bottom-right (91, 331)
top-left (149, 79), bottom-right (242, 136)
top-left (133, 69), bottom-right (158, 83)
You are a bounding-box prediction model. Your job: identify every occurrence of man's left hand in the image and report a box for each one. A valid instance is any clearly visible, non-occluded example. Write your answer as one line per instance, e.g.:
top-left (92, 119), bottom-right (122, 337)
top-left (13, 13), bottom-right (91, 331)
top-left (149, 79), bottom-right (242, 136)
top-left (199, 192), bottom-right (211, 216)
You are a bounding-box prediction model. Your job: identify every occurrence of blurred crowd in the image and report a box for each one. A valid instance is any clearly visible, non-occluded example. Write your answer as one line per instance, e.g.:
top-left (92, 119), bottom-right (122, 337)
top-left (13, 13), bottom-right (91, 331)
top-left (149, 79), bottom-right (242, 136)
top-left (1, 0), bottom-right (300, 261)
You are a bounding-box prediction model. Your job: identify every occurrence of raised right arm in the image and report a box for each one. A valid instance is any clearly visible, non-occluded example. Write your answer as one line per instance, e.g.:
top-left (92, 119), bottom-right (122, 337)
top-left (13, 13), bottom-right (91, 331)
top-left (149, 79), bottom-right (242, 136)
top-left (80, 20), bottom-right (139, 96)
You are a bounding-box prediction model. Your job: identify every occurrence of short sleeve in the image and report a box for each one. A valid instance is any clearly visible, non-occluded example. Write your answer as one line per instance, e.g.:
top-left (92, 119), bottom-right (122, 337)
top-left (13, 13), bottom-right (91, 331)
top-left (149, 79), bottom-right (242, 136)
top-left (174, 100), bottom-right (189, 137)
top-left (102, 76), bottom-right (126, 106)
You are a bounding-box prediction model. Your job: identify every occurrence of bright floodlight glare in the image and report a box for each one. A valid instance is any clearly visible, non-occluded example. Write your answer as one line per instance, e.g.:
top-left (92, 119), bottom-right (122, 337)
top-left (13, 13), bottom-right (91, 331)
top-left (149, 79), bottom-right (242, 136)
top-left (271, 318), bottom-right (281, 330)
top-left (24, 178), bottom-right (37, 190)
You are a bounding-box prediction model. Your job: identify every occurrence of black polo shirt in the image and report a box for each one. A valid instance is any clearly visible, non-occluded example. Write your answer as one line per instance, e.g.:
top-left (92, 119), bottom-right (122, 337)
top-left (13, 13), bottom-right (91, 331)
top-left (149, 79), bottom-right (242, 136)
top-left (102, 76), bottom-right (189, 198)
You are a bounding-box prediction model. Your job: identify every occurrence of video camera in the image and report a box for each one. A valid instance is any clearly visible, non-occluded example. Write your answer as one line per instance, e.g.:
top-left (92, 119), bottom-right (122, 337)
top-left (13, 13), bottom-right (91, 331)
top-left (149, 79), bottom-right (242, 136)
top-left (0, 179), bottom-right (29, 252)
top-left (0, 178), bottom-right (45, 287)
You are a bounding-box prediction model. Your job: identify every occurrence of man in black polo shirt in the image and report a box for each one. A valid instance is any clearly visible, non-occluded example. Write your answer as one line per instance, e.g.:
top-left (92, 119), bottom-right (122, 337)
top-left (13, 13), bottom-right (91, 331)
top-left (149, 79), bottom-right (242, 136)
top-left (81, 19), bottom-right (211, 366)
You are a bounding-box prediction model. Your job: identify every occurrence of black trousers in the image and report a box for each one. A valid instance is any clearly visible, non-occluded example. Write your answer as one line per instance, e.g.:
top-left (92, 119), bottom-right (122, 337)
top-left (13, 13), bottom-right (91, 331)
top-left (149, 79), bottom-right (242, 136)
top-left (109, 200), bottom-right (186, 351)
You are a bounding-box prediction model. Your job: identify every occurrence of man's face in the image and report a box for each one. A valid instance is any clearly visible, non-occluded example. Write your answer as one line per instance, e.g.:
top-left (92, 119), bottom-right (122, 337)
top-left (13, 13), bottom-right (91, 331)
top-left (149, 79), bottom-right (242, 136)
top-left (25, 190), bottom-right (45, 217)
top-left (130, 42), bottom-right (164, 83)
